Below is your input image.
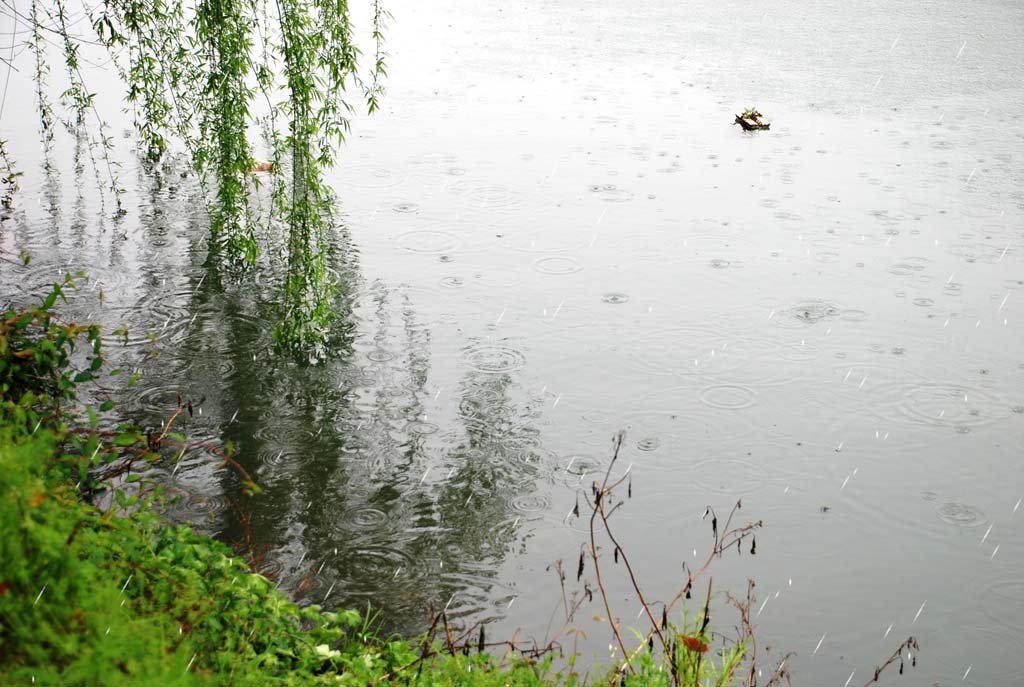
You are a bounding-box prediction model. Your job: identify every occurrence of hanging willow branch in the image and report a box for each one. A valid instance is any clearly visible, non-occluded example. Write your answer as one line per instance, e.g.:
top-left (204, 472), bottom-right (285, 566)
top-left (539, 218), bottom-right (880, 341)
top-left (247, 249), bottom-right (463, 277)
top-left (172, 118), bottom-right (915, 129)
top-left (14, 0), bottom-right (387, 354)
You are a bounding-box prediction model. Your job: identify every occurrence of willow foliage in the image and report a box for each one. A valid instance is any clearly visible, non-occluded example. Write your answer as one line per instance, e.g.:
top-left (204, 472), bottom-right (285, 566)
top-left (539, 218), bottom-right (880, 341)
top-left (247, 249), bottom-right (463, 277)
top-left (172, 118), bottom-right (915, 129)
top-left (18, 0), bottom-right (388, 355)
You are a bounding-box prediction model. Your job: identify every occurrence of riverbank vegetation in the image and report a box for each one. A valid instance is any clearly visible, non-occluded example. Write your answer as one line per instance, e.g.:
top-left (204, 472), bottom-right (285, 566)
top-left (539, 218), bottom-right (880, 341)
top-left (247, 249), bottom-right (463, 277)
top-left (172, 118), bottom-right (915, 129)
top-left (0, 282), bottom-right (919, 685)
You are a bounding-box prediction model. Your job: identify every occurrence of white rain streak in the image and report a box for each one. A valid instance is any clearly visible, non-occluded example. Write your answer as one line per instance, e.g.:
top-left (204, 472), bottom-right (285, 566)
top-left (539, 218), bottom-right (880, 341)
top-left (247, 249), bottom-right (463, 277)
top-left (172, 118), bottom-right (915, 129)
top-left (552, 299), bottom-right (565, 320)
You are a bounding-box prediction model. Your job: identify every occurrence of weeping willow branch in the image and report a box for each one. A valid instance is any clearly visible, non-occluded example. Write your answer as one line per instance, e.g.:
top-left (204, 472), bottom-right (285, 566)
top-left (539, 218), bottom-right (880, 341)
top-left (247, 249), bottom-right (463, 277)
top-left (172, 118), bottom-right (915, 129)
top-left (50, 0), bottom-right (125, 215)
top-left (29, 0), bottom-right (57, 145)
top-left (0, 138), bottom-right (20, 209)
top-left (13, 0), bottom-right (387, 355)
top-left (196, 0), bottom-right (258, 262)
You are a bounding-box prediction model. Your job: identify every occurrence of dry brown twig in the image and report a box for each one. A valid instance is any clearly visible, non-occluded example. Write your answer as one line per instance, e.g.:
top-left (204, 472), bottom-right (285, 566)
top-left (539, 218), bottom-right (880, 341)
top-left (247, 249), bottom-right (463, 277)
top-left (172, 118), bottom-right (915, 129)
top-left (570, 431), bottom-right (763, 680)
top-left (863, 635), bottom-right (919, 686)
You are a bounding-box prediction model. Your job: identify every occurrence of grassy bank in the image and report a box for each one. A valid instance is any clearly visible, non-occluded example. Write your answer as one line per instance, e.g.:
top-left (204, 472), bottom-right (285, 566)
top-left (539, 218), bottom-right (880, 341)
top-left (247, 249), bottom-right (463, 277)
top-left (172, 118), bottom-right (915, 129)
top-left (0, 280), bottom-right (755, 687)
top-left (0, 282), bottom-right (557, 685)
top-left (0, 281), bottom-right (917, 686)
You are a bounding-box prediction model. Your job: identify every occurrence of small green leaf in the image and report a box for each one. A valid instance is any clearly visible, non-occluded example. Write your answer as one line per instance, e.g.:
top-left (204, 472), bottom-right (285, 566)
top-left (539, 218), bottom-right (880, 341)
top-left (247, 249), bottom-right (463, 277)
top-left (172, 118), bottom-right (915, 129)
top-left (42, 285), bottom-right (61, 309)
top-left (99, 400), bottom-right (115, 412)
top-left (113, 432), bottom-right (142, 446)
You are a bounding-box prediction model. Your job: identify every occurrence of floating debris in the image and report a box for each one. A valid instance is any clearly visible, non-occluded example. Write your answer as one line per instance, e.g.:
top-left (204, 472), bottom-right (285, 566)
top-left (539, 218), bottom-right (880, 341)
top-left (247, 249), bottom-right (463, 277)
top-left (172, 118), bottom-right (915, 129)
top-left (735, 107), bottom-right (771, 131)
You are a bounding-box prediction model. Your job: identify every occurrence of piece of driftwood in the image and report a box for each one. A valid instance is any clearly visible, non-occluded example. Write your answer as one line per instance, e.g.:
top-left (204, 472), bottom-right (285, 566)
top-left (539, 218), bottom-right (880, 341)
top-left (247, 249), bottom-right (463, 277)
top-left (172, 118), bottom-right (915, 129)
top-left (735, 109), bottom-right (770, 131)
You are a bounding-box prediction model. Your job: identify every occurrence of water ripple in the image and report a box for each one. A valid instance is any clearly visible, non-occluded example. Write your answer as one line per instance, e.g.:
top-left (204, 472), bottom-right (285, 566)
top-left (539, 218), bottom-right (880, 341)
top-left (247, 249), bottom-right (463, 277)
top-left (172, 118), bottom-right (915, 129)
top-left (464, 344), bottom-right (527, 374)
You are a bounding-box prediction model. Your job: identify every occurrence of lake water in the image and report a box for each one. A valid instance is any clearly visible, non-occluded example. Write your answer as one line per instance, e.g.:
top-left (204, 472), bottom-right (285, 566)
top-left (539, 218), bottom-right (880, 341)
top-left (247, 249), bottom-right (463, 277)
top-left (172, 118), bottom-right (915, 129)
top-left (2, 0), bottom-right (1023, 683)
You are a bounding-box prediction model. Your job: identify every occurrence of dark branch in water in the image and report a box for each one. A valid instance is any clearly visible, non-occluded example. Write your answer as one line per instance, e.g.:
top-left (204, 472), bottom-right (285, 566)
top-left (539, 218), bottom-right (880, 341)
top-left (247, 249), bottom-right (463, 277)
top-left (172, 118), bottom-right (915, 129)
top-left (862, 636), bottom-right (920, 686)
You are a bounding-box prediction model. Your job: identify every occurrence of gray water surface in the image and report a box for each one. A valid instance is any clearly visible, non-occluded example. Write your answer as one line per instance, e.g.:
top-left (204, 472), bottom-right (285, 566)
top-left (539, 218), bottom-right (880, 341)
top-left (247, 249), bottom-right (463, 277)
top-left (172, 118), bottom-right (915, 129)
top-left (2, 0), bottom-right (1023, 683)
